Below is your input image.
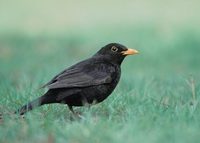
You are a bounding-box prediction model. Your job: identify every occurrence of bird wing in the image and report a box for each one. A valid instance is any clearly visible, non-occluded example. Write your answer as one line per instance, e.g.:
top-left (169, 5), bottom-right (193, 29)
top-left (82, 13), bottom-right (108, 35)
top-left (42, 62), bottom-right (114, 89)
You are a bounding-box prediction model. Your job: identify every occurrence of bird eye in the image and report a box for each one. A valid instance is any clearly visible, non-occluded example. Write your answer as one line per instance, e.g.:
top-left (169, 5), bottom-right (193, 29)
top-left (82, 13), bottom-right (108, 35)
top-left (111, 46), bottom-right (118, 52)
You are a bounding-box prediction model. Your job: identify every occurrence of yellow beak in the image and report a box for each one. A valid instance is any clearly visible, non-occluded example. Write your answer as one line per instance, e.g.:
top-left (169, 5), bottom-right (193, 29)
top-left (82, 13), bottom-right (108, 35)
top-left (121, 48), bottom-right (139, 55)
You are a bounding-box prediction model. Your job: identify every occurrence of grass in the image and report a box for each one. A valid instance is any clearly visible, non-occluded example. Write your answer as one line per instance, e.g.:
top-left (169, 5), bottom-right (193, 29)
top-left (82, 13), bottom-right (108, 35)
top-left (0, 0), bottom-right (200, 142)
top-left (0, 29), bottom-right (200, 143)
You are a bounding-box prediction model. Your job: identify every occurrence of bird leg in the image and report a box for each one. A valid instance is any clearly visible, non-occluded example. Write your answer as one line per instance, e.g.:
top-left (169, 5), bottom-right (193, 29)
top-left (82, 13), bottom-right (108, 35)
top-left (67, 105), bottom-right (84, 119)
top-left (68, 105), bottom-right (75, 114)
top-left (0, 114), bottom-right (2, 124)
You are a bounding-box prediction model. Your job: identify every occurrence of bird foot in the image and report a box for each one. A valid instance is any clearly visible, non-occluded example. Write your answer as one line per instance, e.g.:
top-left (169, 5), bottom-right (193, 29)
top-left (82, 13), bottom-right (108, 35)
top-left (69, 111), bottom-right (85, 120)
top-left (75, 112), bottom-right (85, 119)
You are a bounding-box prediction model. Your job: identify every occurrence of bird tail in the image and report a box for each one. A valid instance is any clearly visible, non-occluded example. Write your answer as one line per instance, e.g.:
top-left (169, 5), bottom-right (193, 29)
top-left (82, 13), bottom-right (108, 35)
top-left (15, 91), bottom-right (56, 115)
top-left (15, 96), bottom-right (45, 115)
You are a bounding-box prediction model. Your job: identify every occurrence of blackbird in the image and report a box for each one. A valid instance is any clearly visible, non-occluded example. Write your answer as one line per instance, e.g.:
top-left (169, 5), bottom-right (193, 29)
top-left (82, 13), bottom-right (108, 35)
top-left (16, 43), bottom-right (139, 115)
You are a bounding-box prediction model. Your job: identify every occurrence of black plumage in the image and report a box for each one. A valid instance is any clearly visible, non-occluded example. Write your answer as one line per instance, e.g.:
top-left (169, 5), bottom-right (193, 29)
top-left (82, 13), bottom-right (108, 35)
top-left (16, 43), bottom-right (139, 115)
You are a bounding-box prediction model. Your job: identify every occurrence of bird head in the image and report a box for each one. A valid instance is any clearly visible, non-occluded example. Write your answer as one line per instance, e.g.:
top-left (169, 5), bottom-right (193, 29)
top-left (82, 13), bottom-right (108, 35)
top-left (94, 43), bottom-right (139, 65)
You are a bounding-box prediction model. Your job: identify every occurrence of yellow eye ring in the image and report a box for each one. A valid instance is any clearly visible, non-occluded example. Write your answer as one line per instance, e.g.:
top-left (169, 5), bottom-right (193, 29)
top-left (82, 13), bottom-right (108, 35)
top-left (111, 46), bottom-right (118, 52)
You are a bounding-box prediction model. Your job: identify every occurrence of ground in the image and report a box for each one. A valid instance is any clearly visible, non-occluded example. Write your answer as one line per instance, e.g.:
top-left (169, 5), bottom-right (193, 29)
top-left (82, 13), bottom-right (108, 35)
top-left (0, 0), bottom-right (200, 143)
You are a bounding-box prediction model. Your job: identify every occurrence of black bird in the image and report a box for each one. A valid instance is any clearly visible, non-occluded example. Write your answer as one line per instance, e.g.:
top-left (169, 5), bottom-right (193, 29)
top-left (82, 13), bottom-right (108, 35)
top-left (16, 43), bottom-right (139, 115)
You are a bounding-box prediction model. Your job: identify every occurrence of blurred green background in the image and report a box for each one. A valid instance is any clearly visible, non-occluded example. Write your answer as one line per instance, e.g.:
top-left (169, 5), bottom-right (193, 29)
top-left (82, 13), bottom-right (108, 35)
top-left (0, 0), bottom-right (200, 143)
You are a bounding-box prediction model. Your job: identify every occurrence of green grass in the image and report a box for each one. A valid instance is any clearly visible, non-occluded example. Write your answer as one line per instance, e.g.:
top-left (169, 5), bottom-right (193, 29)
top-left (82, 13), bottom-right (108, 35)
top-left (0, 30), bottom-right (200, 143)
top-left (0, 0), bottom-right (200, 143)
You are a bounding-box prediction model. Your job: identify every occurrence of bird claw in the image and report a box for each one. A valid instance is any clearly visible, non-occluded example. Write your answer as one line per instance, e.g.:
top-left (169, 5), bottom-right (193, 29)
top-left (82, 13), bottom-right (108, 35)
top-left (69, 111), bottom-right (85, 120)
top-left (76, 113), bottom-right (85, 120)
